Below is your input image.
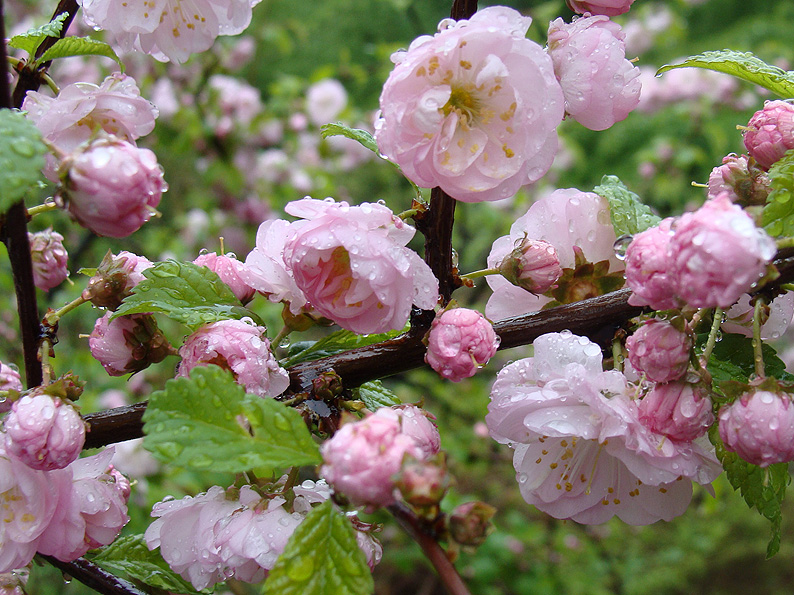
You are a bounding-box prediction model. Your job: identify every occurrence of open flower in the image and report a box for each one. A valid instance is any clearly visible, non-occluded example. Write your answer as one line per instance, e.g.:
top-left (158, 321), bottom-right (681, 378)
top-left (375, 6), bottom-right (564, 202)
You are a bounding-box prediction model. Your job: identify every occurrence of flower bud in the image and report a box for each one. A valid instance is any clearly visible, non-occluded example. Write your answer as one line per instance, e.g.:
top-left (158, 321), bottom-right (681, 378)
top-left (639, 381), bottom-right (714, 442)
top-left (624, 218), bottom-right (679, 310)
top-left (28, 229), bottom-right (68, 291)
top-left (60, 136), bottom-right (167, 238)
top-left (4, 393), bottom-right (85, 470)
top-left (83, 251), bottom-right (153, 310)
top-left (394, 454), bottom-right (450, 513)
top-left (425, 308), bottom-right (500, 382)
top-left (0, 362), bottom-right (22, 414)
top-left (719, 389), bottom-right (794, 467)
top-left (497, 238), bottom-right (562, 294)
top-left (89, 312), bottom-right (173, 376)
top-left (626, 319), bottom-right (692, 383)
top-left (193, 252), bottom-right (255, 304)
top-left (707, 153), bottom-right (770, 207)
top-left (448, 501), bottom-right (496, 547)
top-left (743, 100), bottom-right (794, 169)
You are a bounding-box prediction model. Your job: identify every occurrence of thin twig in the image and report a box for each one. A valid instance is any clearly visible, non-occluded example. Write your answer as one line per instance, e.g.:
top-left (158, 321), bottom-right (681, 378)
top-left (37, 556), bottom-right (148, 595)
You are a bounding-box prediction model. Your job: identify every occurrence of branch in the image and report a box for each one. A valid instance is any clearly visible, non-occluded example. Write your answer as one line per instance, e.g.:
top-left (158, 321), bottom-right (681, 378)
top-left (83, 402), bottom-right (147, 450)
top-left (37, 556), bottom-right (148, 595)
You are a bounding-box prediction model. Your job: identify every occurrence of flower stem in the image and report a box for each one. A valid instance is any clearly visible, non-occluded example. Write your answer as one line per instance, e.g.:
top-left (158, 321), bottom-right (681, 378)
top-left (701, 308), bottom-right (722, 363)
top-left (26, 202), bottom-right (59, 218)
top-left (397, 208), bottom-right (419, 221)
top-left (45, 295), bottom-right (88, 326)
top-left (612, 336), bottom-right (623, 372)
top-left (776, 237), bottom-right (794, 250)
top-left (460, 267), bottom-right (499, 280)
top-left (271, 326), bottom-right (292, 351)
top-left (753, 297), bottom-right (766, 379)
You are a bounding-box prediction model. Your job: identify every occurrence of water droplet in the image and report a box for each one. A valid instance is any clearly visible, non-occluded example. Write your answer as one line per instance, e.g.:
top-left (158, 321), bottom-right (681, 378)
top-left (613, 234), bottom-right (633, 260)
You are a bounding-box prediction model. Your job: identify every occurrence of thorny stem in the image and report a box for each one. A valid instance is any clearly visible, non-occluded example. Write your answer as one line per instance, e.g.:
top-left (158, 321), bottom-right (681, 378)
top-left (701, 307), bottom-right (723, 364)
top-left (753, 296), bottom-right (766, 378)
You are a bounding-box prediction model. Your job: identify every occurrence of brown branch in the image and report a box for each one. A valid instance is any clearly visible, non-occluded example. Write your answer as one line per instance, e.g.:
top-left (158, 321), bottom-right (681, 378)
top-left (83, 402), bottom-right (147, 449)
top-left (37, 555), bottom-right (148, 595)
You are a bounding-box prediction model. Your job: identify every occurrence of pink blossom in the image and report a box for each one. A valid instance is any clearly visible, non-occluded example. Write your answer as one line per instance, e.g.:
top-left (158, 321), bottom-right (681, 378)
top-left (80, 0), bottom-right (260, 63)
top-left (486, 332), bottom-right (720, 524)
top-left (306, 79), bottom-right (348, 127)
top-left (28, 229), bottom-right (68, 291)
top-left (626, 319), bottom-right (692, 383)
top-left (320, 407), bottom-right (430, 508)
top-left (380, 405), bottom-right (441, 459)
top-left (722, 293), bottom-right (794, 341)
top-left (743, 100), bottom-right (794, 169)
top-left (60, 136), bottom-right (167, 238)
top-left (282, 198), bottom-right (438, 334)
top-left (719, 390), bottom-right (794, 467)
top-left (177, 319), bottom-right (289, 398)
top-left (89, 312), bottom-right (173, 376)
top-left (639, 382), bottom-right (714, 442)
top-left (0, 363), bottom-right (23, 411)
top-left (4, 394), bottom-right (85, 471)
top-left (193, 252), bottom-right (255, 304)
top-left (624, 218), bottom-right (679, 310)
top-left (83, 251), bottom-right (153, 310)
top-left (425, 308), bottom-right (500, 381)
top-left (669, 194), bottom-right (776, 309)
top-left (567, 0), bottom-right (636, 16)
top-left (496, 237), bottom-right (562, 294)
top-left (707, 153), bottom-right (770, 206)
top-left (207, 75), bottom-right (263, 133)
top-left (38, 448), bottom-right (130, 561)
top-left (486, 188), bottom-right (621, 320)
top-left (375, 6), bottom-right (564, 202)
top-left (547, 15), bottom-right (641, 131)
top-left (636, 66), bottom-right (739, 114)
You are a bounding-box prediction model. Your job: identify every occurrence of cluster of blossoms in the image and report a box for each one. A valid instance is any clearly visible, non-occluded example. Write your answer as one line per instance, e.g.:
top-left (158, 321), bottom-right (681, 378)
top-left (145, 478), bottom-right (381, 590)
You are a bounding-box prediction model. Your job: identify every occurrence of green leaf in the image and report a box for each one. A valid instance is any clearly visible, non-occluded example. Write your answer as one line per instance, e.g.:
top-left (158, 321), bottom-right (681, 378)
top-left (283, 325), bottom-right (408, 367)
top-left (761, 149), bottom-right (794, 237)
top-left (38, 37), bottom-right (124, 70)
top-left (113, 260), bottom-right (257, 330)
top-left (143, 366), bottom-right (321, 473)
top-left (0, 110), bottom-right (47, 211)
top-left (657, 50), bottom-right (794, 99)
top-left (710, 426), bottom-right (789, 557)
top-left (706, 332), bottom-right (787, 386)
top-left (593, 175), bottom-right (661, 237)
top-left (352, 381), bottom-right (401, 410)
top-left (8, 13), bottom-right (68, 55)
top-left (89, 534), bottom-right (205, 594)
top-left (264, 500), bottom-right (373, 595)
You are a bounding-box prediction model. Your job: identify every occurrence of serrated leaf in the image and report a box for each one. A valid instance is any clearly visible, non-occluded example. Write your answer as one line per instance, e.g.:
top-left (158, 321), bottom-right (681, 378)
top-left (761, 149), bottom-right (794, 237)
top-left (657, 50), bottom-right (794, 99)
top-left (89, 534), bottom-right (204, 594)
top-left (283, 325), bottom-right (408, 367)
top-left (113, 260), bottom-right (257, 330)
top-left (353, 381), bottom-right (401, 410)
top-left (38, 37), bottom-right (124, 70)
top-left (8, 13), bottom-right (67, 55)
top-left (710, 426), bottom-right (789, 557)
top-left (0, 110), bottom-right (47, 211)
top-left (705, 332), bottom-right (787, 386)
top-left (264, 500), bottom-right (373, 595)
top-left (594, 175), bottom-right (661, 237)
top-left (143, 366), bottom-right (321, 473)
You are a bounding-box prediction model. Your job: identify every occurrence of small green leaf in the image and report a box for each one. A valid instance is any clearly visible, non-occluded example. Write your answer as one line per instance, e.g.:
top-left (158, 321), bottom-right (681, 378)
top-left (283, 325), bottom-right (408, 367)
top-left (657, 50), bottom-right (794, 99)
top-left (264, 500), bottom-right (373, 595)
top-left (353, 381), bottom-right (401, 410)
top-left (39, 37), bottom-right (124, 70)
top-left (113, 260), bottom-right (257, 330)
top-left (761, 149), bottom-right (794, 237)
top-left (0, 110), bottom-right (47, 211)
top-left (143, 366), bottom-right (321, 473)
top-left (89, 534), bottom-right (205, 594)
top-left (9, 13), bottom-right (68, 55)
top-left (594, 175), bottom-right (661, 237)
top-left (705, 332), bottom-right (787, 386)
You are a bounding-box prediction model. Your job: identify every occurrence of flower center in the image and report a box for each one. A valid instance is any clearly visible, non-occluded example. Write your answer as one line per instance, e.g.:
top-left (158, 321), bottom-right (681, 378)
top-left (442, 85), bottom-right (480, 129)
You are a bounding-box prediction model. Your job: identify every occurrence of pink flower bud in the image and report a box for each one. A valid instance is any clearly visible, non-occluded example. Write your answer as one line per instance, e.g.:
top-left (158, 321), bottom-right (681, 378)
top-left (743, 100), bottom-right (794, 169)
top-left (707, 153), bottom-right (770, 206)
top-left (61, 136), bottom-right (167, 238)
top-left (547, 15), bottom-right (641, 131)
top-left (624, 218), bottom-right (679, 310)
top-left (639, 381), bottom-right (714, 442)
top-left (497, 237), bottom-right (562, 294)
top-left (626, 319), bottom-right (692, 383)
top-left (177, 319), bottom-right (289, 398)
top-left (4, 394), bottom-right (85, 470)
top-left (566, 0), bottom-right (635, 16)
top-left (83, 251), bottom-right (153, 310)
top-left (669, 194), bottom-right (776, 309)
top-left (389, 405), bottom-right (441, 458)
top-left (425, 308), bottom-right (500, 382)
top-left (193, 252), bottom-right (255, 304)
top-left (0, 363), bottom-right (22, 414)
top-left (394, 454), bottom-right (450, 511)
top-left (448, 501), bottom-right (496, 546)
top-left (28, 229), bottom-right (68, 291)
top-left (89, 312), bottom-right (173, 376)
top-left (719, 390), bottom-right (794, 467)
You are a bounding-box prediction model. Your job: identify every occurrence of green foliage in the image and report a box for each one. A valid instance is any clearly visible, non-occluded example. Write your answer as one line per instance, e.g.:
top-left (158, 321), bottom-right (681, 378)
top-left (657, 50), bottom-right (794, 98)
top-left (353, 380), bottom-right (402, 410)
top-left (593, 175), bottom-right (661, 237)
top-left (0, 110), bottom-right (47, 211)
top-left (113, 260), bottom-right (257, 330)
top-left (283, 325), bottom-right (407, 367)
top-left (38, 37), bottom-right (124, 70)
top-left (706, 332), bottom-right (787, 386)
top-left (8, 12), bottom-right (68, 55)
top-left (321, 122), bottom-right (378, 153)
top-left (710, 426), bottom-right (790, 557)
top-left (143, 366), bottom-right (321, 473)
top-left (762, 149), bottom-right (794, 237)
top-left (90, 534), bottom-right (205, 594)
top-left (264, 500), bottom-right (373, 595)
